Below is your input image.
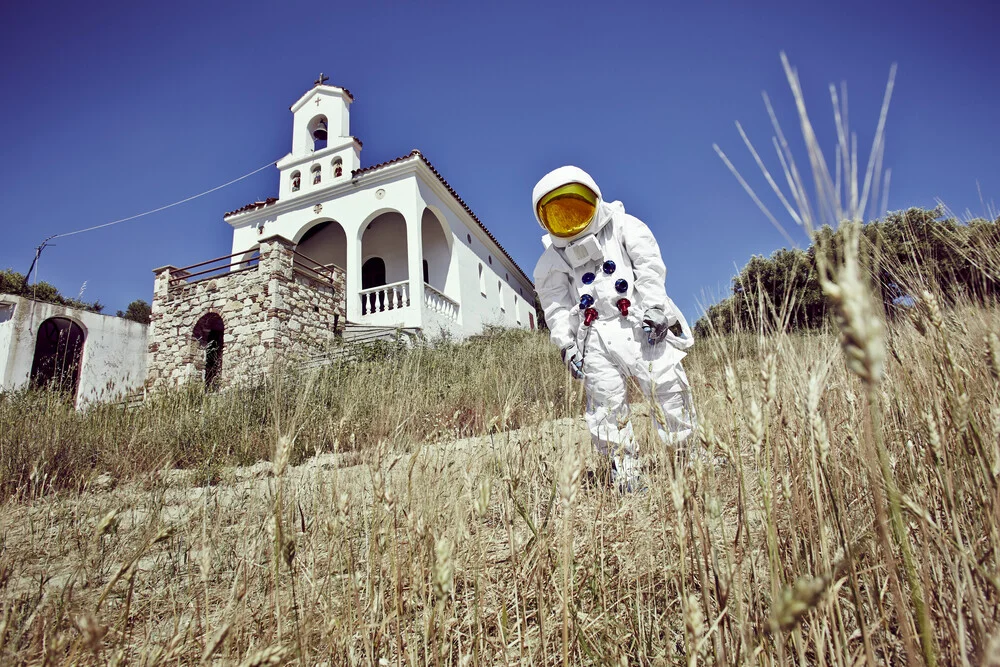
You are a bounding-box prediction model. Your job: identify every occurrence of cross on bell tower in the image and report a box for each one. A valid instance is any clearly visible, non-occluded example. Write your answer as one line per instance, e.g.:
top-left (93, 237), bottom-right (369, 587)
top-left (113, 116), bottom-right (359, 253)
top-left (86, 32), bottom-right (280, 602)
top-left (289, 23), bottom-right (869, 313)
top-left (282, 71), bottom-right (358, 176)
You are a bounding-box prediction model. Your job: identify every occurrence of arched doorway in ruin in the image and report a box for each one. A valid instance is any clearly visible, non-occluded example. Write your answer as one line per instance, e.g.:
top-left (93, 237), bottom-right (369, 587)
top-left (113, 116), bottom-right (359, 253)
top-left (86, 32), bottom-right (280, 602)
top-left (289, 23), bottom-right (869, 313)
top-left (29, 317), bottom-right (86, 400)
top-left (193, 312), bottom-right (224, 389)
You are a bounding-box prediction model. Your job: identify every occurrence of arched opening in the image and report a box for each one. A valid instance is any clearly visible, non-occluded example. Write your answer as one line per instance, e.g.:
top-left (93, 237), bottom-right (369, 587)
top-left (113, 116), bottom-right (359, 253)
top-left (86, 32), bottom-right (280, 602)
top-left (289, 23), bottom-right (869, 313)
top-left (362, 257), bottom-right (386, 289)
top-left (311, 164), bottom-right (322, 185)
top-left (478, 264), bottom-right (485, 296)
top-left (296, 220), bottom-right (347, 271)
top-left (30, 317), bottom-right (86, 400)
top-left (308, 115), bottom-right (328, 151)
top-left (290, 171), bottom-right (301, 192)
top-left (421, 208), bottom-right (454, 295)
top-left (193, 313), bottom-right (224, 389)
top-left (360, 211), bottom-right (408, 284)
top-left (332, 156), bottom-right (343, 178)
top-left (360, 211), bottom-right (409, 315)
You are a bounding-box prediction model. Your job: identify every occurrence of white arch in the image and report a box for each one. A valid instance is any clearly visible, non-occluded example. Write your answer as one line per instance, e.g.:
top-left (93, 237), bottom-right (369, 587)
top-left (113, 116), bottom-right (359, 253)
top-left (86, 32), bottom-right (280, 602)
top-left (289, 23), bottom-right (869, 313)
top-left (291, 217), bottom-right (346, 244)
top-left (421, 207), bottom-right (457, 296)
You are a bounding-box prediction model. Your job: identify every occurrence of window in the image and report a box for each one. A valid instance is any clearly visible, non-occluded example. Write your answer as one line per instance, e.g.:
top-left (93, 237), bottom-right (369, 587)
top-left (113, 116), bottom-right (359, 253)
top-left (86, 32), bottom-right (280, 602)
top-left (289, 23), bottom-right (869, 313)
top-left (529, 313), bottom-right (535, 330)
top-left (423, 259), bottom-right (429, 284)
top-left (467, 233), bottom-right (472, 243)
top-left (515, 295), bottom-right (520, 324)
top-left (488, 256), bottom-right (492, 265)
top-left (498, 280), bottom-right (504, 311)
top-left (333, 156), bottom-right (343, 178)
top-left (479, 264), bottom-right (486, 296)
top-left (291, 171), bottom-right (301, 192)
top-left (311, 164), bottom-right (321, 185)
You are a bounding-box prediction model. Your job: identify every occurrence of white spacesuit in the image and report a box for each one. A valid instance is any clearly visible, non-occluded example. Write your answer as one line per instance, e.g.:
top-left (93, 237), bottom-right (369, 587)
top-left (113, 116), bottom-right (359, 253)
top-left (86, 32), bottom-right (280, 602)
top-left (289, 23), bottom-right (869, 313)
top-left (532, 166), bottom-right (695, 491)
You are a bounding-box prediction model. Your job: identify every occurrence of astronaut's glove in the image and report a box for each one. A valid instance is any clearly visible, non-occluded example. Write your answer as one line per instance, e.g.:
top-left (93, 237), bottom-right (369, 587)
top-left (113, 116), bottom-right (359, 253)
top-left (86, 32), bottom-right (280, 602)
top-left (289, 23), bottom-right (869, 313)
top-left (642, 307), bottom-right (672, 345)
top-left (561, 343), bottom-right (585, 380)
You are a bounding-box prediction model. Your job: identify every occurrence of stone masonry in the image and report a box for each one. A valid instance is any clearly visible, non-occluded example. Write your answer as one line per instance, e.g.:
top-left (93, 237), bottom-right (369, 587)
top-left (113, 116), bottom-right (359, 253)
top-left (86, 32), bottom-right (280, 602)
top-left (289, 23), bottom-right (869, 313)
top-left (146, 235), bottom-right (345, 389)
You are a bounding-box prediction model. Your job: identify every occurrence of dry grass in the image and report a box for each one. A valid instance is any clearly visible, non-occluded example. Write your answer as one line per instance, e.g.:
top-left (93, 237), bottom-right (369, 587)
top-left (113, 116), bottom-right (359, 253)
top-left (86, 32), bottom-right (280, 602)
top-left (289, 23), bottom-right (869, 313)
top-left (0, 302), bottom-right (998, 665)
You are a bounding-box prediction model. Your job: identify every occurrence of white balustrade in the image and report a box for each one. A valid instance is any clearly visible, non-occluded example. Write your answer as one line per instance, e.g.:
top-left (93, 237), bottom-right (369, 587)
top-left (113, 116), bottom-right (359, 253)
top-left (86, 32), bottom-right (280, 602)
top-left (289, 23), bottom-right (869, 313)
top-left (423, 283), bottom-right (460, 321)
top-left (359, 280), bottom-right (410, 315)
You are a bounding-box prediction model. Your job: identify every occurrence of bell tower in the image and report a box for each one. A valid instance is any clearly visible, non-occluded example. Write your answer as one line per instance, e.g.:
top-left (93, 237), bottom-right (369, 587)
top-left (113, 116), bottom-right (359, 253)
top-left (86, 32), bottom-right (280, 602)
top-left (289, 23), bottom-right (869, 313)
top-left (276, 74), bottom-right (362, 198)
top-left (290, 73), bottom-right (353, 156)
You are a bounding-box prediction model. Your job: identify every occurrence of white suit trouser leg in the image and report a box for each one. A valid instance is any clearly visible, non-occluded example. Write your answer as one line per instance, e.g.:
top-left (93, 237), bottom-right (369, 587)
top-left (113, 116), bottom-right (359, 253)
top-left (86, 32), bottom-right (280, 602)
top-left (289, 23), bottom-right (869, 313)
top-left (582, 330), bottom-right (696, 457)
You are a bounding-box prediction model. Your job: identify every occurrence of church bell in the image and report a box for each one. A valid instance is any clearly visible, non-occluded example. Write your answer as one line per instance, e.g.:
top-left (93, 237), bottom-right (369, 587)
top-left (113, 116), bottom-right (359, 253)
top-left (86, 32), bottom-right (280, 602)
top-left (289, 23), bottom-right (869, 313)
top-left (312, 120), bottom-right (328, 142)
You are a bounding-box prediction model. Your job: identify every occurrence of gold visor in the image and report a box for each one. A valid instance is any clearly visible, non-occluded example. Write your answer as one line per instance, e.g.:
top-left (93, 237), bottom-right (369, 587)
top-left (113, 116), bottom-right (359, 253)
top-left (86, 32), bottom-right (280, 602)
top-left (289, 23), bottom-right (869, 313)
top-left (537, 183), bottom-right (598, 238)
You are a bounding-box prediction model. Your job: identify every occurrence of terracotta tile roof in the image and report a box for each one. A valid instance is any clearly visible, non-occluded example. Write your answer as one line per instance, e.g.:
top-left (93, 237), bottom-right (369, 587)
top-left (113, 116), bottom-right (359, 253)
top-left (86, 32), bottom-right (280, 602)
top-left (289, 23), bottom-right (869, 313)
top-left (353, 150), bottom-right (534, 288)
top-left (224, 197), bottom-right (277, 218)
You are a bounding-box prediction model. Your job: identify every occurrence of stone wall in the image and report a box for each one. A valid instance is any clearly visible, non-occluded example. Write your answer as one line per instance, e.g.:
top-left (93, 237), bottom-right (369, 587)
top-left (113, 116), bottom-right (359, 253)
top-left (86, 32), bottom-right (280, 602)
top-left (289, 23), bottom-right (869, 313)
top-left (146, 235), bottom-right (344, 390)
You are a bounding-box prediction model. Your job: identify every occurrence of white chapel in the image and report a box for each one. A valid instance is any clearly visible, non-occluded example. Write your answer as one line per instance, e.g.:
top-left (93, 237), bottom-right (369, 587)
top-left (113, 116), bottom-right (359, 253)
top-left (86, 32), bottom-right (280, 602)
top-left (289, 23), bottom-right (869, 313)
top-left (224, 75), bottom-right (537, 335)
top-left (145, 75), bottom-right (537, 389)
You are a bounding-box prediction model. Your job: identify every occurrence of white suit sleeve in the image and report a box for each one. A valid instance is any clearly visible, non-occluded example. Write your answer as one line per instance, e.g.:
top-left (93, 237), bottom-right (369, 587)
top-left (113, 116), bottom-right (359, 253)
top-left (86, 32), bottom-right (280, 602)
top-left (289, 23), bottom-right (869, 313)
top-left (533, 250), bottom-right (577, 351)
top-left (620, 214), bottom-right (668, 314)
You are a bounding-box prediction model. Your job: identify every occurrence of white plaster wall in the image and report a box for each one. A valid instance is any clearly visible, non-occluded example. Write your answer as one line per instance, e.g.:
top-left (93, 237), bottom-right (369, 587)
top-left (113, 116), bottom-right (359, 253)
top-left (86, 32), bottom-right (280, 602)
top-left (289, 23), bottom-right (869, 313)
top-left (278, 142), bottom-right (359, 200)
top-left (0, 301), bottom-right (15, 385)
top-left (0, 296), bottom-right (148, 408)
top-left (416, 179), bottom-right (535, 338)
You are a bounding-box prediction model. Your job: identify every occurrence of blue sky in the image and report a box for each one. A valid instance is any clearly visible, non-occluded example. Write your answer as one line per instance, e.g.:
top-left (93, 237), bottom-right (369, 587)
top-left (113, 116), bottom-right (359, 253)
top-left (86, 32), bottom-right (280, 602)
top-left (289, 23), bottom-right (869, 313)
top-left (1, 0), bottom-right (997, 322)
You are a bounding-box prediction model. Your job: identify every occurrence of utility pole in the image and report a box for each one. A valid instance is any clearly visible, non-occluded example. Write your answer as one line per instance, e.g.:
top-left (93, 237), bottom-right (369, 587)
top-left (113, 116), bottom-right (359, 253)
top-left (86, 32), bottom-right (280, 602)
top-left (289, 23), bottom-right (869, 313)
top-left (23, 235), bottom-right (56, 290)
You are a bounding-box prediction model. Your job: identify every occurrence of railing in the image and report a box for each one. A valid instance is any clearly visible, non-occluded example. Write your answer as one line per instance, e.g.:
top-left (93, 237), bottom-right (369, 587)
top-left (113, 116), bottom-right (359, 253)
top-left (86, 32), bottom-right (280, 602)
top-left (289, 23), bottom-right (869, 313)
top-left (169, 251), bottom-right (259, 286)
top-left (423, 283), bottom-right (459, 321)
top-left (360, 280), bottom-right (410, 316)
top-left (290, 248), bottom-right (340, 291)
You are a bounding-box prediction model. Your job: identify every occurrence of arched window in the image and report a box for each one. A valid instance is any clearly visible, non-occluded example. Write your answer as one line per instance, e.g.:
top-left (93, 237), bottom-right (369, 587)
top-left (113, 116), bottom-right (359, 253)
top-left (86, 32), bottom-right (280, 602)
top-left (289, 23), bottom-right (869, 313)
top-left (333, 157), bottom-right (343, 178)
top-left (309, 115), bottom-right (328, 151)
top-left (193, 313), bottom-right (224, 389)
top-left (30, 317), bottom-right (86, 400)
top-left (478, 264), bottom-right (486, 296)
top-left (311, 164), bottom-right (321, 185)
top-left (291, 171), bottom-right (301, 192)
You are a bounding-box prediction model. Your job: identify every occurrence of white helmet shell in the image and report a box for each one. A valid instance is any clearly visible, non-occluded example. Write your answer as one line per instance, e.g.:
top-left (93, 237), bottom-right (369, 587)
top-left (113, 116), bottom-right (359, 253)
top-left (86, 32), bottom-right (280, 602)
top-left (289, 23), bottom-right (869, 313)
top-left (532, 166), bottom-right (611, 247)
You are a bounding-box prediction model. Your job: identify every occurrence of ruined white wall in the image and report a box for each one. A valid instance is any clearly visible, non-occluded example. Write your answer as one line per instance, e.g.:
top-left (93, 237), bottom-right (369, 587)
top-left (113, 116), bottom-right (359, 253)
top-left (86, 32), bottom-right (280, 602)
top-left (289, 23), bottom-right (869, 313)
top-left (0, 296), bottom-right (148, 408)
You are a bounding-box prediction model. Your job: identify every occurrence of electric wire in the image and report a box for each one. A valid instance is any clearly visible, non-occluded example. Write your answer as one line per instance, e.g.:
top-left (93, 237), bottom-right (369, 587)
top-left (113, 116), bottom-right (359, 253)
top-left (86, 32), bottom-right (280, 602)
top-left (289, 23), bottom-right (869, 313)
top-left (22, 158), bottom-right (278, 286)
top-left (49, 158), bottom-right (278, 240)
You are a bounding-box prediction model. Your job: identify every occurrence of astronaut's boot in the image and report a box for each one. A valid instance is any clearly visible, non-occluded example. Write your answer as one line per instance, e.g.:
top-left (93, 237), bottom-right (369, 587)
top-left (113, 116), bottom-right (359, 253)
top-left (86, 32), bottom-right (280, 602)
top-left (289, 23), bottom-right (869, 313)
top-left (611, 453), bottom-right (644, 494)
top-left (674, 437), bottom-right (727, 470)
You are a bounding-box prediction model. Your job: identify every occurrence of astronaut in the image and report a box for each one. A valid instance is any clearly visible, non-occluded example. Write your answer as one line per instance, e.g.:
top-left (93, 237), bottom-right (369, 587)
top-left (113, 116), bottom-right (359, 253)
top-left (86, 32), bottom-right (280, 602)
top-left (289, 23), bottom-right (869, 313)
top-left (532, 166), bottom-right (696, 491)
